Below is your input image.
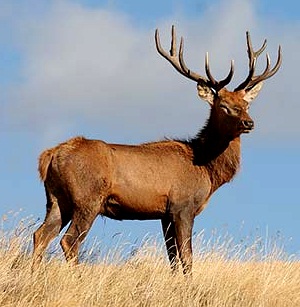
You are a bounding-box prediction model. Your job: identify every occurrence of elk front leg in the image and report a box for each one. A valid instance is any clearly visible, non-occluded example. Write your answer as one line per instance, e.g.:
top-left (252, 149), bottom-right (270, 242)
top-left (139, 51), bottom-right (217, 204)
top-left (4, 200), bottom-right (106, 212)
top-left (173, 207), bottom-right (194, 275)
top-left (161, 217), bottom-right (179, 271)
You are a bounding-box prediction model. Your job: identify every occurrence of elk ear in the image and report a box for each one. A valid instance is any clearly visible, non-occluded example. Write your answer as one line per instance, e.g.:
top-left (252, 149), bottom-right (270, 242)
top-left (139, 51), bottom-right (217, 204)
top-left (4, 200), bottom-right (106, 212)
top-left (197, 80), bottom-right (215, 105)
top-left (243, 82), bottom-right (264, 103)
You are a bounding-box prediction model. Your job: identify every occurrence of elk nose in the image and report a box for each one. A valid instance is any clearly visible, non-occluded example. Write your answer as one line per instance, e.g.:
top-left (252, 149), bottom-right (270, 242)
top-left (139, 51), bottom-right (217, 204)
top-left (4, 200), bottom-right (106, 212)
top-left (241, 119), bottom-right (254, 130)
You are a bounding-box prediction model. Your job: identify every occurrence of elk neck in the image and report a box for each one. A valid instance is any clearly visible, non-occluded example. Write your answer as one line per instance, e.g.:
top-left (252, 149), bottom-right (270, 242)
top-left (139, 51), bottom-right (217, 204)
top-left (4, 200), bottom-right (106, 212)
top-left (187, 113), bottom-right (241, 193)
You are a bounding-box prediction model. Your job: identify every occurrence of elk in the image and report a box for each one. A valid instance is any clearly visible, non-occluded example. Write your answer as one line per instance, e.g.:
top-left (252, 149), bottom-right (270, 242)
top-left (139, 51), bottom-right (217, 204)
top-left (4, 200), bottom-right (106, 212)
top-left (33, 26), bottom-right (281, 274)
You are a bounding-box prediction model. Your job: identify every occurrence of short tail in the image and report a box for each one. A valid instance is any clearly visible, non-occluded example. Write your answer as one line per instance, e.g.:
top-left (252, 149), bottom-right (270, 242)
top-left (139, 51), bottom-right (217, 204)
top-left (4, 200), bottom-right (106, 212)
top-left (38, 148), bottom-right (55, 182)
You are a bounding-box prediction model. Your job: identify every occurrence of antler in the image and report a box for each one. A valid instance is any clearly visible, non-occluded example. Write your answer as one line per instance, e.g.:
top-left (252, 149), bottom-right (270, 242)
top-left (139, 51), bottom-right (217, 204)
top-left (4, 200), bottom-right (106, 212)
top-left (155, 25), bottom-right (234, 92)
top-left (235, 31), bottom-right (282, 91)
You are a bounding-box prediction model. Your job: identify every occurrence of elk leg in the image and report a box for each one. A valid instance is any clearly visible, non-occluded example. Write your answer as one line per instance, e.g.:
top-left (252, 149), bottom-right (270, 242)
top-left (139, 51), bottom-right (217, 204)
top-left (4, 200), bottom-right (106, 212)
top-left (161, 217), bottom-right (179, 271)
top-left (173, 209), bottom-right (194, 275)
top-left (60, 209), bottom-right (97, 264)
top-left (33, 195), bottom-right (68, 267)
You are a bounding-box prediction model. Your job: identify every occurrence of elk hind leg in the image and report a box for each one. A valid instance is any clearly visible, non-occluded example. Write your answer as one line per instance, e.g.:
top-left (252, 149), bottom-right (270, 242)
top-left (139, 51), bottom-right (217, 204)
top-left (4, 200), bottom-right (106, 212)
top-left (60, 208), bottom-right (98, 264)
top-left (33, 197), bottom-right (62, 267)
top-left (33, 189), bottom-right (72, 269)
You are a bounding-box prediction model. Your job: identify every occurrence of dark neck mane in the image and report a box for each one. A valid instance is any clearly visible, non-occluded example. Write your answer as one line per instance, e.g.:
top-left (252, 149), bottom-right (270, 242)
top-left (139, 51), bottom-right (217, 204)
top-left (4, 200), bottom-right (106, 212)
top-left (183, 119), bottom-right (241, 192)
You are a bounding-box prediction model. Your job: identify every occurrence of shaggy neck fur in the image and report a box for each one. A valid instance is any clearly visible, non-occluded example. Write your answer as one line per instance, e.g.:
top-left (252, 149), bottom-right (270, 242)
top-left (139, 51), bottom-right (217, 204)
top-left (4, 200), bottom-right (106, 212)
top-left (186, 114), bottom-right (241, 193)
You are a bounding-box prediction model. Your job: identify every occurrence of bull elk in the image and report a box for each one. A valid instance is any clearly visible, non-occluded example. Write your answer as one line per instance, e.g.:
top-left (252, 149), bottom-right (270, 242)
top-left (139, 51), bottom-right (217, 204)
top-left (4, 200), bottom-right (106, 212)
top-left (33, 26), bottom-right (281, 274)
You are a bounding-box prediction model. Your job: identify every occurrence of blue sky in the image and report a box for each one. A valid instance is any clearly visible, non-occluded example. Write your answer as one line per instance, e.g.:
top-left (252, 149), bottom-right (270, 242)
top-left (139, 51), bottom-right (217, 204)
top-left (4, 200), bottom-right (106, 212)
top-left (0, 0), bottom-right (300, 258)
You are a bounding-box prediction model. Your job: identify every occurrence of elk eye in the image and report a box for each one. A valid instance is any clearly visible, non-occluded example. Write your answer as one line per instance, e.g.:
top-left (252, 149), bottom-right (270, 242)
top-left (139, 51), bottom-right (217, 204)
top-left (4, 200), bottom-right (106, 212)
top-left (220, 104), bottom-right (231, 114)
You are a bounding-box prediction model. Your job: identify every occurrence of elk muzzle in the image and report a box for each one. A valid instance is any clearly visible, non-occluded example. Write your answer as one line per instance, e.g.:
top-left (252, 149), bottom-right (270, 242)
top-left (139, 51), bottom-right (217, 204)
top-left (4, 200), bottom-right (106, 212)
top-left (240, 119), bottom-right (254, 133)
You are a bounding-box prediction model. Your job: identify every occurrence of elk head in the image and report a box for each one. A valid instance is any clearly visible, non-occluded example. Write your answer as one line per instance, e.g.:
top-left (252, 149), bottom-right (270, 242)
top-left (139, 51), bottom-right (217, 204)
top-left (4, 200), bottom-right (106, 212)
top-left (155, 26), bottom-right (282, 139)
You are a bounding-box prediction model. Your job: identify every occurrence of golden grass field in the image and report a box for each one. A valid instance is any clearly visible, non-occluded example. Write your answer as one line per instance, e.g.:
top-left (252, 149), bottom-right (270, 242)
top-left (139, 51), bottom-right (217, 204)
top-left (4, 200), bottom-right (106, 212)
top-left (0, 217), bottom-right (299, 307)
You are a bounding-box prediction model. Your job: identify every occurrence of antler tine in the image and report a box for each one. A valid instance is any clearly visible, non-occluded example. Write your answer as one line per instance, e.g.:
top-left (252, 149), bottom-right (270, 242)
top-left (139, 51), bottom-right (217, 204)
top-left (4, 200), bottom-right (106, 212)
top-left (248, 46), bottom-right (282, 88)
top-left (270, 45), bottom-right (282, 76)
top-left (155, 27), bottom-right (184, 76)
top-left (155, 26), bottom-right (210, 84)
top-left (170, 25), bottom-right (176, 56)
top-left (178, 37), bottom-right (206, 82)
top-left (205, 52), bottom-right (217, 86)
top-left (235, 32), bottom-right (282, 92)
top-left (234, 32), bottom-right (262, 91)
top-left (205, 52), bottom-right (235, 92)
top-left (156, 26), bottom-right (236, 92)
top-left (246, 31), bottom-right (267, 66)
top-left (155, 26), bottom-right (200, 80)
top-left (246, 53), bottom-right (270, 88)
top-left (264, 46), bottom-right (282, 78)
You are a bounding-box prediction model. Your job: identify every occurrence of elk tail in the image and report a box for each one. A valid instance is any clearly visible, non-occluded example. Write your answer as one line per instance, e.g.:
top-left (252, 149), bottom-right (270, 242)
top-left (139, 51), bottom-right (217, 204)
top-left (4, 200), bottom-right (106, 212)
top-left (38, 148), bottom-right (55, 182)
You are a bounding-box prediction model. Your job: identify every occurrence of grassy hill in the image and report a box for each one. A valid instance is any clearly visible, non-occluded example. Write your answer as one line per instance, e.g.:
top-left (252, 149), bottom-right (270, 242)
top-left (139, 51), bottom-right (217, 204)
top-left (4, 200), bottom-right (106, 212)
top-left (0, 218), bottom-right (299, 307)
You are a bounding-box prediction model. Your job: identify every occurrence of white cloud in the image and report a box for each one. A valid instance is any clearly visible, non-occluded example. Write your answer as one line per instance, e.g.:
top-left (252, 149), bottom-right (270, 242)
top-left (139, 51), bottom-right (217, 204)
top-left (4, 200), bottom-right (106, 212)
top-left (2, 0), bottom-right (300, 145)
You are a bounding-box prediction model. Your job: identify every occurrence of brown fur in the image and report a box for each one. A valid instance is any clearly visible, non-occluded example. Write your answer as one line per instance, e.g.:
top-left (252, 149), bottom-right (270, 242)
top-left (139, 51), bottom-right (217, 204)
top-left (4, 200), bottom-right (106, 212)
top-left (32, 91), bottom-right (251, 274)
top-left (33, 28), bottom-right (281, 274)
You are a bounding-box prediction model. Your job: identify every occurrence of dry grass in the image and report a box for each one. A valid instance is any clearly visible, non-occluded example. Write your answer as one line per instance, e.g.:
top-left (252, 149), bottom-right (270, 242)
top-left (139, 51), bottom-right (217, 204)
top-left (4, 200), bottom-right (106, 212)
top-left (0, 218), bottom-right (299, 307)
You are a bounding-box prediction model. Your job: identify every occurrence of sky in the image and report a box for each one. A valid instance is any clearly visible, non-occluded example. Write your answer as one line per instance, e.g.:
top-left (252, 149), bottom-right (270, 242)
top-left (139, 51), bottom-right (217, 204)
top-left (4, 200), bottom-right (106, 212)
top-left (0, 0), bottom-right (299, 259)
